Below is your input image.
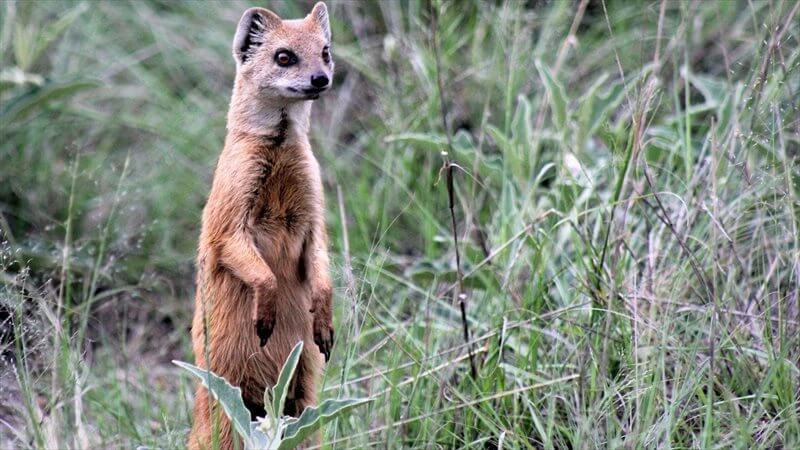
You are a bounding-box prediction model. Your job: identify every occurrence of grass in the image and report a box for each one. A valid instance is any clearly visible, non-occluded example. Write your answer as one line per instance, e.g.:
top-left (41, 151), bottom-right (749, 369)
top-left (1, 0), bottom-right (798, 448)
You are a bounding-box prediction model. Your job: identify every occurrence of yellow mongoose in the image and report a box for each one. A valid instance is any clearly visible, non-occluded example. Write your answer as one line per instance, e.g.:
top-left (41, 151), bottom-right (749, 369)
top-left (188, 3), bottom-right (334, 449)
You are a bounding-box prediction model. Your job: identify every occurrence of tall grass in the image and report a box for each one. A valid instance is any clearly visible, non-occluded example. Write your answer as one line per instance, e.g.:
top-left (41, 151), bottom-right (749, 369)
top-left (1, 0), bottom-right (798, 448)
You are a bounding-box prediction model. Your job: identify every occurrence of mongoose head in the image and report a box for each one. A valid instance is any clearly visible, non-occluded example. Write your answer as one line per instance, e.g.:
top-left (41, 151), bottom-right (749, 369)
top-left (232, 2), bottom-right (333, 102)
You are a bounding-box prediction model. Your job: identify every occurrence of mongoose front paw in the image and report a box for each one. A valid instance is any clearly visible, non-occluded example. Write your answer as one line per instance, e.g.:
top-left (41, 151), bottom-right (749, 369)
top-left (313, 320), bottom-right (334, 362)
top-left (255, 315), bottom-right (275, 347)
top-left (252, 284), bottom-right (276, 347)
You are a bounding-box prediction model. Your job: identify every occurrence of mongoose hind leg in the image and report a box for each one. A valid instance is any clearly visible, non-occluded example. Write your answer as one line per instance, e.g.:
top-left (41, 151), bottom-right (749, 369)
top-left (188, 386), bottom-right (238, 450)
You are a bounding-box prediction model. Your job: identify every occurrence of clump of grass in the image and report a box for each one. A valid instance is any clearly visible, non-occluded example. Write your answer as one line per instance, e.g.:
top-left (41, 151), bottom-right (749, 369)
top-left (1, 0), bottom-right (798, 448)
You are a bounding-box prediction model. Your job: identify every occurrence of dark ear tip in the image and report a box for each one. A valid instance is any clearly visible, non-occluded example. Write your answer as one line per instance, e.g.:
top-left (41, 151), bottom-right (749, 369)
top-left (234, 7), bottom-right (280, 64)
top-left (239, 7), bottom-right (263, 23)
top-left (242, 7), bottom-right (268, 17)
top-left (239, 7), bottom-right (281, 27)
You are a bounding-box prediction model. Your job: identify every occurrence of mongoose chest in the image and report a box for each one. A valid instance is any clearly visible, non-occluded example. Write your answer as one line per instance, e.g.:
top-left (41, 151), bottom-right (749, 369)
top-left (246, 140), bottom-right (321, 275)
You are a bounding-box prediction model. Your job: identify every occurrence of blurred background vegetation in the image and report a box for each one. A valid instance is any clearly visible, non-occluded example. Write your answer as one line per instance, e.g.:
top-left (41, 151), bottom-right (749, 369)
top-left (1, 0), bottom-right (798, 448)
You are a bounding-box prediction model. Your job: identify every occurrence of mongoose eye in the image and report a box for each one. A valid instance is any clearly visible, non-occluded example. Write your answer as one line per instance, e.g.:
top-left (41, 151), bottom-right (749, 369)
top-left (275, 50), bottom-right (298, 67)
top-left (321, 46), bottom-right (331, 64)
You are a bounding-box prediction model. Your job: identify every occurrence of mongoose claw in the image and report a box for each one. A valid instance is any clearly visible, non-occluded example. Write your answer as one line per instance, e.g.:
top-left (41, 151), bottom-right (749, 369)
top-left (253, 285), bottom-right (276, 347)
top-left (314, 327), bottom-right (334, 362)
top-left (255, 317), bottom-right (275, 347)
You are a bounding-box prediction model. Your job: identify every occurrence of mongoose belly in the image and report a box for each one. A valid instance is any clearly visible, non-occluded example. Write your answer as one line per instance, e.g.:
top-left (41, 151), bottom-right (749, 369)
top-left (195, 269), bottom-right (316, 401)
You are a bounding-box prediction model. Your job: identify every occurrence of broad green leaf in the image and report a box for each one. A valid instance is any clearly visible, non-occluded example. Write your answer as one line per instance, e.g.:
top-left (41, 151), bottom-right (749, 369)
top-left (534, 60), bottom-right (568, 131)
top-left (33, 3), bottom-right (88, 68)
top-left (577, 73), bottom-right (625, 150)
top-left (173, 360), bottom-right (252, 441)
top-left (715, 82), bottom-right (743, 138)
top-left (1, 79), bottom-right (99, 124)
top-left (647, 126), bottom-right (680, 154)
top-left (452, 129), bottom-right (474, 153)
top-left (683, 67), bottom-right (727, 106)
top-left (384, 133), bottom-right (448, 151)
top-left (12, 3), bottom-right (87, 71)
top-left (12, 23), bottom-right (36, 72)
top-left (486, 125), bottom-right (511, 153)
top-left (279, 398), bottom-right (373, 450)
top-left (510, 94), bottom-right (532, 146)
top-left (272, 341), bottom-right (304, 421)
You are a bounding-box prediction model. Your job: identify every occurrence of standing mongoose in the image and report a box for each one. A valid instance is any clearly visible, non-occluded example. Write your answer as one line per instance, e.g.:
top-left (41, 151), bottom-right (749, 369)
top-left (188, 3), bottom-right (334, 449)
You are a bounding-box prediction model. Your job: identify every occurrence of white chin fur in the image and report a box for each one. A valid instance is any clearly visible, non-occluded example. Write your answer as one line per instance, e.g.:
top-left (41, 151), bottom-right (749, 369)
top-left (284, 88), bottom-right (324, 100)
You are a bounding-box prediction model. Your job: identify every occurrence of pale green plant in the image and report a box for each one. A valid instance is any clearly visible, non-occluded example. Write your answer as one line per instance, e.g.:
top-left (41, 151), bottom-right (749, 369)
top-left (174, 342), bottom-right (371, 450)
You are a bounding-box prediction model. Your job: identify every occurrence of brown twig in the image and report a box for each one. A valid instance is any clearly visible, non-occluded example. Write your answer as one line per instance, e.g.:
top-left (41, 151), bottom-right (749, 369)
top-left (430, 0), bottom-right (477, 379)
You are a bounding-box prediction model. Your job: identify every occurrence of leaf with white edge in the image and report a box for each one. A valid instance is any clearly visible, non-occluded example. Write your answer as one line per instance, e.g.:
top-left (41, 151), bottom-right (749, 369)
top-left (278, 398), bottom-right (372, 450)
top-left (577, 73), bottom-right (625, 150)
top-left (486, 125), bottom-right (511, 152)
top-left (534, 59), bottom-right (568, 131)
top-left (272, 341), bottom-right (304, 421)
top-left (511, 94), bottom-right (532, 146)
top-left (173, 360), bottom-right (251, 441)
top-left (683, 67), bottom-right (727, 106)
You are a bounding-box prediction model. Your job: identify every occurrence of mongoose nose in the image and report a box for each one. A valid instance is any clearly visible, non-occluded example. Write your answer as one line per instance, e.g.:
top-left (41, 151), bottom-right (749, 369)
top-left (310, 73), bottom-right (329, 88)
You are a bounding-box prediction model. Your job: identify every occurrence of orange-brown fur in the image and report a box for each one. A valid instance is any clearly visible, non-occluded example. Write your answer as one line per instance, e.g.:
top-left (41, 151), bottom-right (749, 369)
top-left (189, 4), bottom-right (334, 449)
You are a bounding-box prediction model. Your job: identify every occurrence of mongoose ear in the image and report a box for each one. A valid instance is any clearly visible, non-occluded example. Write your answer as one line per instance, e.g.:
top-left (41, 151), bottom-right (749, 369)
top-left (309, 2), bottom-right (331, 42)
top-left (233, 7), bottom-right (281, 66)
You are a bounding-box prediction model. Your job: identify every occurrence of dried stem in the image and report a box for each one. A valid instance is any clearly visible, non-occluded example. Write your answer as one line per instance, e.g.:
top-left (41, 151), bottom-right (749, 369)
top-left (430, 0), bottom-right (477, 379)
